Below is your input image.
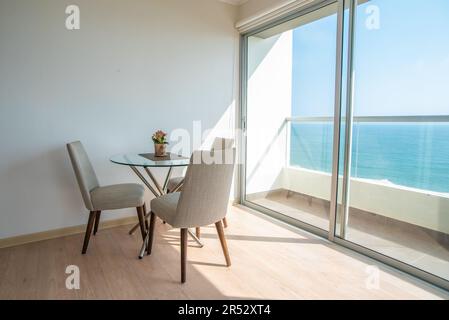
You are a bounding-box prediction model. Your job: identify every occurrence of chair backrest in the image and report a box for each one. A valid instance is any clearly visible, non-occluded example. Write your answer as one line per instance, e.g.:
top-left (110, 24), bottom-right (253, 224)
top-left (174, 149), bottom-right (236, 228)
top-left (211, 137), bottom-right (234, 151)
top-left (67, 141), bottom-right (100, 211)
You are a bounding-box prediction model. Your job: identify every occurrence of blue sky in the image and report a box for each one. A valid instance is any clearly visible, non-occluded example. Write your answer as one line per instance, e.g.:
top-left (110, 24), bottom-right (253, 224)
top-left (292, 0), bottom-right (449, 117)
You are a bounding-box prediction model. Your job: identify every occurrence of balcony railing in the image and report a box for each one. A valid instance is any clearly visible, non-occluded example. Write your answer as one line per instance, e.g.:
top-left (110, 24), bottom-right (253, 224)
top-left (286, 115), bottom-right (449, 123)
top-left (280, 114), bottom-right (449, 234)
top-left (285, 114), bottom-right (449, 169)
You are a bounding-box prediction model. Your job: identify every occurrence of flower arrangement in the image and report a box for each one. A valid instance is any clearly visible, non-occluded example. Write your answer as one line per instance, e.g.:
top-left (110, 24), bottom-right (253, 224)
top-left (152, 130), bottom-right (168, 145)
top-left (152, 130), bottom-right (168, 157)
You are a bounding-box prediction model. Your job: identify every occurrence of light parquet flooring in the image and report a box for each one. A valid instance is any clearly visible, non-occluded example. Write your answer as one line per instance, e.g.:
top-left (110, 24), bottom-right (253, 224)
top-left (0, 205), bottom-right (447, 300)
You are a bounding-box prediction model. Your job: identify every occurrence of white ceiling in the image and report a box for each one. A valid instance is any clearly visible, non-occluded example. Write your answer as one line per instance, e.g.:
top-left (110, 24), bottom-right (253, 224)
top-left (218, 0), bottom-right (249, 6)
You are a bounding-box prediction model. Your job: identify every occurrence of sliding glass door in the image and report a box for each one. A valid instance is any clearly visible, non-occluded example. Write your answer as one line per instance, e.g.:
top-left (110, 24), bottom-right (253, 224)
top-left (335, 0), bottom-right (449, 284)
top-left (244, 1), bottom-right (339, 233)
top-left (241, 0), bottom-right (449, 290)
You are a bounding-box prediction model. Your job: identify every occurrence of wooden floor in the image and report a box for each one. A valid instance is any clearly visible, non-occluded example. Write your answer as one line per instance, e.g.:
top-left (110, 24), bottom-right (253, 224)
top-left (0, 205), bottom-right (447, 300)
top-left (251, 190), bottom-right (449, 281)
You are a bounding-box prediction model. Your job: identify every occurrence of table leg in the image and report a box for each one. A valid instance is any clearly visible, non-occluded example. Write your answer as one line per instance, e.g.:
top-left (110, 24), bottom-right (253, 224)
top-left (129, 212), bottom-right (151, 235)
top-left (139, 230), bottom-right (150, 259)
top-left (162, 167), bottom-right (173, 193)
top-left (144, 167), bottom-right (164, 196)
top-left (130, 166), bottom-right (159, 197)
top-left (171, 179), bottom-right (184, 193)
top-left (128, 166), bottom-right (160, 235)
top-left (188, 229), bottom-right (204, 248)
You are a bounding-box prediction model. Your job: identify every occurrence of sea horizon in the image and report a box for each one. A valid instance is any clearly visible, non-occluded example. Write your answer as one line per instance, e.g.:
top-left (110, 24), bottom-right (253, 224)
top-left (290, 122), bottom-right (449, 194)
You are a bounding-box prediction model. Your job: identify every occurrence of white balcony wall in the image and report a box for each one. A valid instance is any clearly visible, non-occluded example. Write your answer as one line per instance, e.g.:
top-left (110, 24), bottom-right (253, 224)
top-left (246, 32), bottom-right (292, 194)
top-left (284, 166), bottom-right (449, 234)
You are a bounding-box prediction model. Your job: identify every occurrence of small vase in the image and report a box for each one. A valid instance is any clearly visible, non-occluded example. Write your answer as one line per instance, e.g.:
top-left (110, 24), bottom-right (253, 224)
top-left (154, 143), bottom-right (167, 157)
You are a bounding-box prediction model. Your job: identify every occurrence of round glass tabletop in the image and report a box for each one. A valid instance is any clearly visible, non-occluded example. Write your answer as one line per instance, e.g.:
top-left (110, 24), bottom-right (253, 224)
top-left (110, 153), bottom-right (190, 168)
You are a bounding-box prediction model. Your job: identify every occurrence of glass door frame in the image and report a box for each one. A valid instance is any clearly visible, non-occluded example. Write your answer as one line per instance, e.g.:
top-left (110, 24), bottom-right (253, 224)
top-left (238, 0), bottom-right (449, 292)
top-left (239, 0), bottom-right (339, 241)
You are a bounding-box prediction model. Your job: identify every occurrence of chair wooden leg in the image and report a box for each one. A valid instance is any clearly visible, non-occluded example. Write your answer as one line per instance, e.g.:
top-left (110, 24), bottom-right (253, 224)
top-left (143, 203), bottom-right (149, 230)
top-left (82, 211), bottom-right (96, 254)
top-left (136, 206), bottom-right (146, 242)
top-left (215, 221), bottom-right (231, 267)
top-left (222, 217), bottom-right (228, 228)
top-left (147, 212), bottom-right (157, 255)
top-left (93, 211), bottom-right (101, 235)
top-left (181, 228), bottom-right (188, 283)
top-left (195, 227), bottom-right (201, 239)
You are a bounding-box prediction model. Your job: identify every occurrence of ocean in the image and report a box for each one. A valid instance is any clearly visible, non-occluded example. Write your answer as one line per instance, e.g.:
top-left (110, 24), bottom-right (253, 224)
top-left (290, 123), bottom-right (449, 194)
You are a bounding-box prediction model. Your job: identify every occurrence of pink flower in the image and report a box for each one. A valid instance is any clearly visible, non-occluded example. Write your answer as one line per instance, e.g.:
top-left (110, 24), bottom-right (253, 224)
top-left (152, 130), bottom-right (168, 144)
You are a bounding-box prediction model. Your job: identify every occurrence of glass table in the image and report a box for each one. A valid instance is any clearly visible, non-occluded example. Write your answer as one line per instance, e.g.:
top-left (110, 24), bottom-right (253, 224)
top-left (110, 153), bottom-right (189, 197)
top-left (110, 152), bottom-right (202, 258)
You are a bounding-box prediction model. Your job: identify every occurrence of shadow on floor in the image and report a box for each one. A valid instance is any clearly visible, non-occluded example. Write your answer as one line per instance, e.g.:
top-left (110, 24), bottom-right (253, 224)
top-left (197, 233), bottom-right (324, 244)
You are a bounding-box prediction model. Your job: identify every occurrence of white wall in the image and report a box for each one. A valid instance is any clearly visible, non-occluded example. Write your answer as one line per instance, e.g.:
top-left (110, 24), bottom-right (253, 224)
top-left (0, 0), bottom-right (239, 239)
top-left (246, 32), bottom-right (292, 194)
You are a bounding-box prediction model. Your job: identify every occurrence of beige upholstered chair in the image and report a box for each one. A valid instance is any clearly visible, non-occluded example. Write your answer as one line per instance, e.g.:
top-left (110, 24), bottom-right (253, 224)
top-left (148, 149), bottom-right (236, 283)
top-left (166, 137), bottom-right (234, 192)
top-left (166, 137), bottom-right (234, 235)
top-left (67, 141), bottom-right (147, 254)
